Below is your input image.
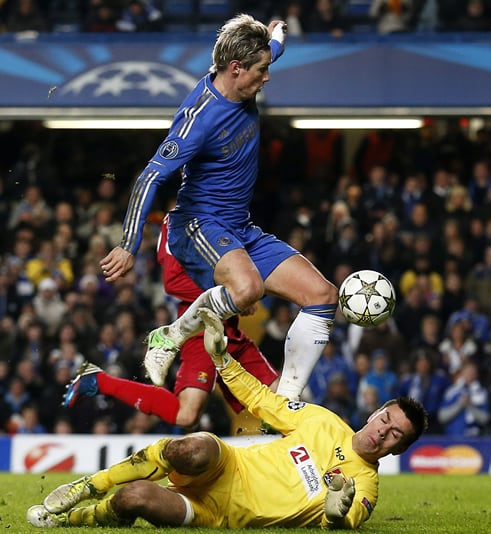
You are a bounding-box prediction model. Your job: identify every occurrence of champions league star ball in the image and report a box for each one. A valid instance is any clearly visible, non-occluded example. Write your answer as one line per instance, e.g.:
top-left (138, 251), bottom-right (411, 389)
top-left (338, 270), bottom-right (396, 327)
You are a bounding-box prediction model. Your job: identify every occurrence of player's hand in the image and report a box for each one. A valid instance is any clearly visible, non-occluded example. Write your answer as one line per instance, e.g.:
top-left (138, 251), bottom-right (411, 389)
top-left (268, 20), bottom-right (287, 45)
top-left (198, 308), bottom-right (231, 370)
top-left (324, 476), bottom-right (355, 520)
top-left (100, 246), bottom-right (135, 282)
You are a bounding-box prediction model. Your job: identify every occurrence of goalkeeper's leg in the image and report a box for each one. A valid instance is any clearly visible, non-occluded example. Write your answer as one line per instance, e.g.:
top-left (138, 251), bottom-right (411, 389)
top-left (44, 437), bottom-right (174, 513)
top-left (44, 433), bottom-right (219, 514)
top-left (66, 481), bottom-right (191, 527)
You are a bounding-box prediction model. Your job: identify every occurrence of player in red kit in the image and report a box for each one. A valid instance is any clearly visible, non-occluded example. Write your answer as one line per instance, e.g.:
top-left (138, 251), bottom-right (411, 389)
top-left (63, 215), bottom-right (279, 428)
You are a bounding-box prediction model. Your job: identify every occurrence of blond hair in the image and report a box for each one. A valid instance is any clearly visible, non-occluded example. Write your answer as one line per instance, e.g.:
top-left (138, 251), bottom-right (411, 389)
top-left (210, 14), bottom-right (270, 73)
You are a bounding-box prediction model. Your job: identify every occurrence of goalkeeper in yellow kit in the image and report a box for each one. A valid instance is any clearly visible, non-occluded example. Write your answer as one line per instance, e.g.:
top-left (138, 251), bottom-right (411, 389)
top-left (27, 309), bottom-right (428, 530)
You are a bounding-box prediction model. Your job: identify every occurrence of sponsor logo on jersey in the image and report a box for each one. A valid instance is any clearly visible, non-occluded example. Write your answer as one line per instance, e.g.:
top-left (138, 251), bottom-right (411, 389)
top-left (323, 467), bottom-right (346, 487)
top-left (335, 446), bottom-right (345, 461)
top-left (218, 129), bottom-right (229, 140)
top-left (287, 400), bottom-right (306, 411)
top-left (197, 371), bottom-right (208, 384)
top-left (159, 140), bottom-right (179, 159)
top-left (289, 445), bottom-right (322, 498)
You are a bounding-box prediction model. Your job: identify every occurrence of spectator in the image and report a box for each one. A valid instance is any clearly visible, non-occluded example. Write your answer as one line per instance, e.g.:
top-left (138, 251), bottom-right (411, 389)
top-left (304, 0), bottom-right (349, 36)
top-left (361, 164), bottom-right (397, 224)
top-left (446, 296), bottom-right (490, 347)
top-left (258, 300), bottom-right (294, 372)
top-left (399, 252), bottom-right (444, 305)
top-left (444, 184), bottom-right (473, 232)
top-left (438, 316), bottom-right (480, 377)
top-left (32, 277), bottom-right (67, 339)
top-left (84, 0), bottom-right (121, 31)
top-left (394, 284), bottom-right (431, 344)
top-left (370, 0), bottom-right (414, 34)
top-left (467, 215), bottom-right (488, 266)
top-left (359, 349), bottom-right (398, 405)
top-left (399, 203), bottom-right (438, 251)
top-left (305, 342), bottom-right (355, 405)
top-left (468, 160), bottom-right (491, 209)
top-left (424, 167), bottom-right (454, 220)
top-left (6, 0), bottom-right (48, 32)
top-left (15, 403), bottom-right (46, 434)
top-left (7, 184), bottom-right (52, 233)
top-left (116, 0), bottom-right (162, 32)
top-left (440, 270), bottom-right (466, 324)
top-left (15, 358), bottom-right (44, 398)
top-left (38, 361), bottom-right (73, 431)
top-left (464, 244), bottom-right (491, 317)
top-left (355, 318), bottom-right (409, 372)
top-left (353, 384), bottom-right (380, 430)
top-left (87, 322), bottom-right (121, 369)
top-left (15, 319), bottom-right (46, 372)
top-left (5, 375), bottom-right (30, 416)
top-left (284, 0), bottom-right (303, 37)
top-left (321, 372), bottom-right (356, 425)
top-left (454, 0), bottom-right (491, 32)
top-left (325, 217), bottom-right (368, 275)
top-left (398, 348), bottom-right (449, 432)
top-left (438, 360), bottom-right (489, 436)
top-left (25, 239), bottom-right (74, 291)
top-left (52, 415), bottom-right (74, 434)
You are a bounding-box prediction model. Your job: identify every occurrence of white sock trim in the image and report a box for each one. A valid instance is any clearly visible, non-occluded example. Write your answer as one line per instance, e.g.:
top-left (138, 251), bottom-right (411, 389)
top-left (178, 494), bottom-right (195, 526)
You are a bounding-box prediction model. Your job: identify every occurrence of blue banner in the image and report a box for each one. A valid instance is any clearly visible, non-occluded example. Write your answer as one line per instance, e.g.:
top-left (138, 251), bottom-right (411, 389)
top-left (1, 33), bottom-right (491, 109)
top-left (0, 437), bottom-right (11, 471)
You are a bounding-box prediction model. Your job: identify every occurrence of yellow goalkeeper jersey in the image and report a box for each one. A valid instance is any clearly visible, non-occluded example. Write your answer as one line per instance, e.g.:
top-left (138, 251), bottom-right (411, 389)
top-left (170, 359), bottom-right (378, 529)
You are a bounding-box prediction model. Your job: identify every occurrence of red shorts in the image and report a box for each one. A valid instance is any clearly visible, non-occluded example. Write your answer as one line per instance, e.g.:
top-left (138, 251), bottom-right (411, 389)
top-left (174, 319), bottom-right (278, 414)
top-left (158, 216), bottom-right (278, 413)
top-left (158, 215), bottom-right (203, 302)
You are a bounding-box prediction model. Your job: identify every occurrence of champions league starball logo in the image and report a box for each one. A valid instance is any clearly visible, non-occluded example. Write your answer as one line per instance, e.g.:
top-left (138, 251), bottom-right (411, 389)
top-left (58, 61), bottom-right (197, 100)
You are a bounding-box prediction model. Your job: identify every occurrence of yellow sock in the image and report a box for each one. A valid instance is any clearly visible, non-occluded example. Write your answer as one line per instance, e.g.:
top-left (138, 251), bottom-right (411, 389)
top-left (90, 437), bottom-right (173, 492)
top-left (67, 495), bottom-right (132, 527)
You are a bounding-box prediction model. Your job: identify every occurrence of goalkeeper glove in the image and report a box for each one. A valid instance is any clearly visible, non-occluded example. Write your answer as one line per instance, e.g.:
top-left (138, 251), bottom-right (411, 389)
top-left (198, 308), bottom-right (231, 369)
top-left (324, 475), bottom-right (355, 521)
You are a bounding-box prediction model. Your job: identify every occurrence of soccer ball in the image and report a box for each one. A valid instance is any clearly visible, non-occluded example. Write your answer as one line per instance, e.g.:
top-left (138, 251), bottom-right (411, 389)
top-left (338, 270), bottom-right (396, 327)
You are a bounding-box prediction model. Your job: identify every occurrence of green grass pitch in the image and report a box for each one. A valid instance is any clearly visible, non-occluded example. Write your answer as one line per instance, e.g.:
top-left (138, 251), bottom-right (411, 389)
top-left (2, 472), bottom-right (491, 533)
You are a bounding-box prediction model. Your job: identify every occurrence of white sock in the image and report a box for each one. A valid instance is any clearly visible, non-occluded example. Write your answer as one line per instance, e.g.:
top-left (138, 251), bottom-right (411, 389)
top-left (277, 306), bottom-right (335, 400)
top-left (166, 286), bottom-right (240, 347)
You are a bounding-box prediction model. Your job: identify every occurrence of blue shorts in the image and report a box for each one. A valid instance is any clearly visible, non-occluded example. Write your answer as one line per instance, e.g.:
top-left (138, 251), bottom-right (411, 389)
top-left (167, 216), bottom-right (298, 290)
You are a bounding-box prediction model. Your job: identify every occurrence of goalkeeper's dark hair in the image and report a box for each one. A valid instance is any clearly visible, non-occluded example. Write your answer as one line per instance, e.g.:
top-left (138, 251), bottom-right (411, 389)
top-left (383, 397), bottom-right (429, 448)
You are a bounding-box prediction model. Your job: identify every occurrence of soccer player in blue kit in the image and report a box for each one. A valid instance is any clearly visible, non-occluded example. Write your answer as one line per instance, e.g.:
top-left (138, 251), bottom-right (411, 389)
top-left (100, 13), bottom-right (339, 401)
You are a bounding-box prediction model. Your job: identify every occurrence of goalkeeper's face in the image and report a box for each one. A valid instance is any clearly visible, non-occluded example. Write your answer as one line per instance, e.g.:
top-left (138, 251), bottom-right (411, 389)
top-left (353, 406), bottom-right (415, 462)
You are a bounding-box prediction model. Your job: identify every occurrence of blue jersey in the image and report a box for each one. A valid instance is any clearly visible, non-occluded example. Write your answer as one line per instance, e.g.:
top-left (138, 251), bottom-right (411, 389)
top-left (121, 40), bottom-right (283, 255)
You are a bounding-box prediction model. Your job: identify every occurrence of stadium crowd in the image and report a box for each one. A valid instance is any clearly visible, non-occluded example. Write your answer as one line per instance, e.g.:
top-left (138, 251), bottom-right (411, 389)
top-left (0, 114), bottom-right (490, 438)
top-left (2, 0), bottom-right (491, 36)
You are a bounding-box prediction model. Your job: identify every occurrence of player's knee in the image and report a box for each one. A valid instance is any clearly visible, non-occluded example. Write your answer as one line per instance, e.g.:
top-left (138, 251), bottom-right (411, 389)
top-left (164, 433), bottom-right (219, 475)
top-left (304, 279), bottom-right (338, 306)
top-left (322, 279), bottom-right (339, 304)
top-left (112, 481), bottom-right (153, 516)
top-left (229, 277), bottom-right (264, 309)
